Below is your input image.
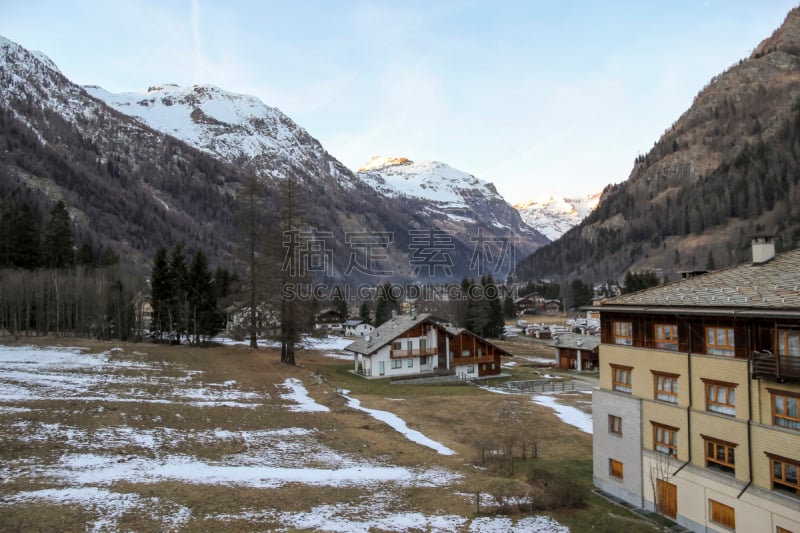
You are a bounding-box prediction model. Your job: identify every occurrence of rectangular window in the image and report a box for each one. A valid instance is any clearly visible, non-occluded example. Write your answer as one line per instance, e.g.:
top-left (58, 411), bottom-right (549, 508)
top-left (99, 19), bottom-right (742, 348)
top-left (462, 349), bottom-right (471, 357)
top-left (769, 454), bottom-right (800, 496)
top-left (407, 358), bottom-right (413, 368)
top-left (655, 324), bottom-right (678, 350)
top-left (391, 359), bottom-right (402, 369)
top-left (467, 365), bottom-right (475, 373)
top-left (703, 435), bottom-right (736, 475)
top-left (392, 341), bottom-right (402, 351)
top-left (420, 338), bottom-right (427, 350)
top-left (709, 499), bottom-right (735, 529)
top-left (653, 371), bottom-right (679, 403)
top-left (706, 326), bottom-right (735, 356)
top-left (609, 415), bottom-right (622, 436)
top-left (614, 321), bottom-right (632, 345)
top-left (772, 391), bottom-right (800, 431)
top-left (653, 423), bottom-right (678, 457)
top-left (611, 364), bottom-right (632, 393)
top-left (420, 356), bottom-right (427, 365)
top-left (779, 330), bottom-right (800, 357)
top-left (610, 459), bottom-right (623, 479)
top-left (704, 379), bottom-right (736, 416)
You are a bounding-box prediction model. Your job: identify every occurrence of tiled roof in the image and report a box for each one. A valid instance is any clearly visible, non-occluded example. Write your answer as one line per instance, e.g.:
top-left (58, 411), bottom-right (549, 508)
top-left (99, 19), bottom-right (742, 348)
top-left (604, 248), bottom-right (800, 310)
top-left (345, 313), bottom-right (432, 355)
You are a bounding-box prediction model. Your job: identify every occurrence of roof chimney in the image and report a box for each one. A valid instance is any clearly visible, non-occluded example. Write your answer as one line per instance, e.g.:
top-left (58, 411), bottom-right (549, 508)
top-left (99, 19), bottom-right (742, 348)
top-left (752, 236), bottom-right (775, 265)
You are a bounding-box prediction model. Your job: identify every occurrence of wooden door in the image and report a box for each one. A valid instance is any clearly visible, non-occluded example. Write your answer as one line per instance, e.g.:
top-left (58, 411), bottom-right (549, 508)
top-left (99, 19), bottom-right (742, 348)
top-left (657, 479), bottom-right (677, 519)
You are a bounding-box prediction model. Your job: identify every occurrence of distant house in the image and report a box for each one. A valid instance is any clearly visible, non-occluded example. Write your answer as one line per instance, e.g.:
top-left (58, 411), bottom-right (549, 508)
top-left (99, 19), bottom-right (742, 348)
top-left (346, 312), bottom-right (510, 379)
top-left (544, 299), bottom-right (562, 313)
top-left (549, 332), bottom-right (600, 371)
top-left (343, 319), bottom-right (375, 337)
top-left (315, 309), bottom-right (344, 330)
top-left (514, 292), bottom-right (544, 315)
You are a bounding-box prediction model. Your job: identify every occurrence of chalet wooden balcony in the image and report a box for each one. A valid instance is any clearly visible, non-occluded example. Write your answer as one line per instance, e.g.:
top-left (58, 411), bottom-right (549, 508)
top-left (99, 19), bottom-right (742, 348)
top-left (390, 347), bottom-right (439, 359)
top-left (751, 352), bottom-right (800, 382)
top-left (453, 354), bottom-right (497, 365)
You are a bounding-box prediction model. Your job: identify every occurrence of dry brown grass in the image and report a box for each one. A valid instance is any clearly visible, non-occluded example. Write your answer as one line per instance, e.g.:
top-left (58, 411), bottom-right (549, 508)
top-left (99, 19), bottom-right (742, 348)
top-left (0, 337), bottom-right (657, 532)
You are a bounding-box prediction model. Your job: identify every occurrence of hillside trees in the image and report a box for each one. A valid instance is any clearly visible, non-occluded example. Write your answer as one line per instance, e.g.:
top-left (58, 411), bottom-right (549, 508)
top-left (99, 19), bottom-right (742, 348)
top-left (149, 244), bottom-right (230, 343)
top-left (457, 276), bottom-right (505, 338)
top-left (622, 270), bottom-right (661, 294)
top-left (0, 199), bottom-right (41, 269)
top-left (0, 196), bottom-right (145, 339)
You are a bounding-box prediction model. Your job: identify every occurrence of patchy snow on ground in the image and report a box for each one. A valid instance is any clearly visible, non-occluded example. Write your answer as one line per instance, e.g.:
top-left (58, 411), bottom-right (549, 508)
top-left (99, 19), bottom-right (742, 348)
top-left (279, 377), bottom-right (331, 412)
top-left (339, 389), bottom-right (456, 456)
top-left (0, 344), bottom-right (570, 531)
top-left (531, 394), bottom-right (593, 434)
top-left (300, 334), bottom-right (353, 351)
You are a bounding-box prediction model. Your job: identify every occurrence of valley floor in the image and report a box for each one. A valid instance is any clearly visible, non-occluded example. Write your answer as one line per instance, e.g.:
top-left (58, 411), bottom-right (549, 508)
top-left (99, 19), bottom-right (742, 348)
top-left (0, 336), bottom-right (657, 532)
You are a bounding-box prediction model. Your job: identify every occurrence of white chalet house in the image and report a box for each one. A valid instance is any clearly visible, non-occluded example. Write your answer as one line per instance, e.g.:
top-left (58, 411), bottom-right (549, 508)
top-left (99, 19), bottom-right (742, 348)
top-left (346, 312), bottom-right (509, 379)
top-left (343, 319), bottom-right (375, 337)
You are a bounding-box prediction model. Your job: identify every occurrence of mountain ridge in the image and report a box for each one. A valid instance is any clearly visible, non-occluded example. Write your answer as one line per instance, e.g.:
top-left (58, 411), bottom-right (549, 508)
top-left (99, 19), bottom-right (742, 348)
top-left (515, 7), bottom-right (800, 284)
top-left (1, 34), bottom-right (547, 282)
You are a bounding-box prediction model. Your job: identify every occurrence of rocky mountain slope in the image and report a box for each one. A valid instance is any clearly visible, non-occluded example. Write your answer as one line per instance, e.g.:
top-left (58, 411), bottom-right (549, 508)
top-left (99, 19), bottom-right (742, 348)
top-left (515, 7), bottom-right (800, 284)
top-left (514, 193), bottom-right (601, 241)
top-left (1, 35), bottom-right (546, 282)
top-left (0, 35), bottom-right (243, 264)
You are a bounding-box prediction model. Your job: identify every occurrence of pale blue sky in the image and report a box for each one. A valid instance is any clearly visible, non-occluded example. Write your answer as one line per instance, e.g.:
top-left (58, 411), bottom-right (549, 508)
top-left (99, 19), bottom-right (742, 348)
top-left (1, 1), bottom-right (796, 203)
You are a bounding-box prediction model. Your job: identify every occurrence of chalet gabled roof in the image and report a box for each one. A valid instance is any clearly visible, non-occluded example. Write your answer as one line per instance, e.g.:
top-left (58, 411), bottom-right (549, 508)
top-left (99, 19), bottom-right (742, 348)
top-left (345, 313), bottom-right (435, 355)
top-left (345, 313), bottom-right (512, 357)
top-left (343, 319), bottom-right (369, 327)
top-left (443, 325), bottom-right (513, 357)
top-left (601, 248), bottom-right (800, 314)
top-left (548, 332), bottom-right (600, 351)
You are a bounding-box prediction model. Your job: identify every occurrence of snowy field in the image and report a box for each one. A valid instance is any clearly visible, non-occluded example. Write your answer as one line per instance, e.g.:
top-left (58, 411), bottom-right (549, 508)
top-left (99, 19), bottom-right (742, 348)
top-left (0, 343), bottom-right (570, 532)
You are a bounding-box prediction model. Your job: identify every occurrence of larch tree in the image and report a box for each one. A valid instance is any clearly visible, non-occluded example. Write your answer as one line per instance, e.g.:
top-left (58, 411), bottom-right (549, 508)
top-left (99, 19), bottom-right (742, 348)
top-left (272, 173), bottom-right (314, 365)
top-left (235, 175), bottom-right (267, 349)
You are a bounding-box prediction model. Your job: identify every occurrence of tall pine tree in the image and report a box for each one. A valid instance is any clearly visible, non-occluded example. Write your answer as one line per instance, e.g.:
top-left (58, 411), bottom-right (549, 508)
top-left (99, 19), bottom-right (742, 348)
top-left (42, 200), bottom-right (74, 269)
top-left (150, 246), bottom-right (172, 340)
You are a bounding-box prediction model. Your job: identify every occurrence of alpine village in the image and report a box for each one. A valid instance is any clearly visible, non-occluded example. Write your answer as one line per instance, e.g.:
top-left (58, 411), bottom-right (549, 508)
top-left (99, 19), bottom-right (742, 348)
top-left (3, 5), bottom-right (800, 533)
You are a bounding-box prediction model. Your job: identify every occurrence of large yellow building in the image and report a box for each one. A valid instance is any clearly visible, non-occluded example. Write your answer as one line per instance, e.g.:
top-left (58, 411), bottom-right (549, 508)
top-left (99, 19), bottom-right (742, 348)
top-left (593, 238), bottom-right (800, 532)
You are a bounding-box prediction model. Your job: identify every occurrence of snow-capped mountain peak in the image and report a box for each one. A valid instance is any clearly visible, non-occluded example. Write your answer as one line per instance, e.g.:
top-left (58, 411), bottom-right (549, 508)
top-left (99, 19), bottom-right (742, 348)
top-left (85, 82), bottom-right (361, 187)
top-left (357, 157), bottom-right (488, 207)
top-left (514, 193), bottom-right (601, 241)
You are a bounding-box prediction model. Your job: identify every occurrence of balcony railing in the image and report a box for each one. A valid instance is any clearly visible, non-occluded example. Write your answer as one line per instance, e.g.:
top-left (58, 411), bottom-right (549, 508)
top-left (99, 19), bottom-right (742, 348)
top-left (390, 347), bottom-right (439, 359)
top-left (751, 351), bottom-right (800, 382)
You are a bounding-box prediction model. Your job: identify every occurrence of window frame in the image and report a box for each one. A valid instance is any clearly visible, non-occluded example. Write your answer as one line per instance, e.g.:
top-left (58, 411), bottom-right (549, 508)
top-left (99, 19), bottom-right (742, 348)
top-left (608, 414), bottom-right (622, 436)
top-left (652, 370), bottom-right (679, 403)
top-left (703, 378), bottom-right (736, 416)
top-left (652, 422), bottom-right (678, 457)
top-left (702, 434), bottom-right (736, 475)
top-left (706, 326), bottom-right (735, 356)
top-left (609, 458), bottom-right (623, 480)
top-left (770, 389), bottom-right (800, 431)
top-left (390, 359), bottom-right (402, 369)
top-left (767, 453), bottom-right (800, 496)
top-left (709, 499), bottom-right (736, 529)
top-left (778, 330), bottom-right (800, 357)
top-left (614, 321), bottom-right (633, 345)
top-left (611, 364), bottom-right (633, 393)
top-left (655, 323), bottom-right (678, 351)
